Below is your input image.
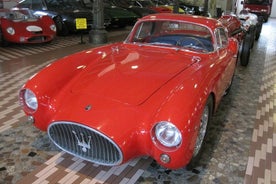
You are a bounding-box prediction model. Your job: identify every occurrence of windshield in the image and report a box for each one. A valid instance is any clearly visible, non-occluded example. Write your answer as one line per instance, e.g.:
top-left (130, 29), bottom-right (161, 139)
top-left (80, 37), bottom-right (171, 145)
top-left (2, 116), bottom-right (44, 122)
top-left (245, 0), bottom-right (270, 5)
top-left (128, 20), bottom-right (214, 53)
top-left (2, 9), bottom-right (37, 20)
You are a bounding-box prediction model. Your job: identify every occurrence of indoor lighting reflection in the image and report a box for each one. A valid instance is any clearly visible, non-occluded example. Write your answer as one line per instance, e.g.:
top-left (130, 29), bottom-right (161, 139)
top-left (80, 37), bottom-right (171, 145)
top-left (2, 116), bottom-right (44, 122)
top-left (101, 52), bottom-right (107, 59)
top-left (77, 65), bottom-right (86, 69)
top-left (131, 65), bottom-right (139, 69)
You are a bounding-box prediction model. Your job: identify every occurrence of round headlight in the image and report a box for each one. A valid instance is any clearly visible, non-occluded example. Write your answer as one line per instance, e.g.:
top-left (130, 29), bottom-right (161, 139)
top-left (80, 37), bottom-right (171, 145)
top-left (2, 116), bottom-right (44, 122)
top-left (23, 89), bottom-right (38, 112)
top-left (50, 24), bottom-right (56, 32)
top-left (154, 121), bottom-right (182, 147)
top-left (6, 27), bottom-right (15, 35)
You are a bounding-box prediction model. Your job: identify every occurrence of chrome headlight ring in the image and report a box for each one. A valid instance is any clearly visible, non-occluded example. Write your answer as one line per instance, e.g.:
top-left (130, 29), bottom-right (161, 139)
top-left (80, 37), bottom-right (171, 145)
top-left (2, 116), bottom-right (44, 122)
top-left (7, 27), bottom-right (15, 35)
top-left (50, 24), bottom-right (56, 32)
top-left (152, 121), bottom-right (182, 149)
top-left (20, 89), bottom-right (38, 113)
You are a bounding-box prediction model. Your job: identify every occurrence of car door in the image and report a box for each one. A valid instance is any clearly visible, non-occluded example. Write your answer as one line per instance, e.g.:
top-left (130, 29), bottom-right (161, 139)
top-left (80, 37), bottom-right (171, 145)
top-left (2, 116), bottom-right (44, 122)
top-left (214, 27), bottom-right (236, 99)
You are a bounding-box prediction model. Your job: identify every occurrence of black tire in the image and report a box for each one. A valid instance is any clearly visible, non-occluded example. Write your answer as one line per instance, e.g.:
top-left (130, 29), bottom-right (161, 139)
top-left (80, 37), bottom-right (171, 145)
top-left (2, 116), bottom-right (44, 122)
top-left (53, 16), bottom-right (63, 35)
top-left (248, 26), bottom-right (256, 49)
top-left (0, 28), bottom-right (9, 47)
top-left (60, 23), bottom-right (69, 36)
top-left (240, 33), bottom-right (251, 66)
top-left (187, 96), bottom-right (213, 170)
top-left (263, 15), bottom-right (269, 22)
top-left (255, 22), bottom-right (263, 40)
top-left (54, 16), bottom-right (69, 36)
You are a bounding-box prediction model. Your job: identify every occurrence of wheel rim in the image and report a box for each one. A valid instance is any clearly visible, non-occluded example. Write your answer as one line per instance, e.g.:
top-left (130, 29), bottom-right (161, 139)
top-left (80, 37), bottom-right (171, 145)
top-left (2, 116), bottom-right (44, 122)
top-left (193, 105), bottom-right (209, 157)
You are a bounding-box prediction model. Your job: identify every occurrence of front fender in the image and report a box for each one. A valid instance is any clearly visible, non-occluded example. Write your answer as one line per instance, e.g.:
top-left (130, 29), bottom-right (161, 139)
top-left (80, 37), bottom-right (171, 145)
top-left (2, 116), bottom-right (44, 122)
top-left (21, 45), bottom-right (117, 130)
top-left (139, 65), bottom-right (212, 169)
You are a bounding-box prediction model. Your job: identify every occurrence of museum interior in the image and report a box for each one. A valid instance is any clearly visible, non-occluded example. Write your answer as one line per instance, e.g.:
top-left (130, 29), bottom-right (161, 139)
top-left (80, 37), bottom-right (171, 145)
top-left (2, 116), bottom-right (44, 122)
top-left (0, 0), bottom-right (276, 183)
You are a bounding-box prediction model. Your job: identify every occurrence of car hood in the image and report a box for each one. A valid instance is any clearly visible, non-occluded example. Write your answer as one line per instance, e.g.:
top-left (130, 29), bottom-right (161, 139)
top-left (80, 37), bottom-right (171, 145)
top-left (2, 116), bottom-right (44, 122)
top-left (71, 44), bottom-right (195, 106)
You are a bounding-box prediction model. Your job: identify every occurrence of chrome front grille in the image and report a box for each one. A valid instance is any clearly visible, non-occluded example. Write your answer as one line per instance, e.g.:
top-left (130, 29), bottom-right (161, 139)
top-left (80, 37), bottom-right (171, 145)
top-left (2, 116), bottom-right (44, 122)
top-left (48, 121), bottom-right (123, 166)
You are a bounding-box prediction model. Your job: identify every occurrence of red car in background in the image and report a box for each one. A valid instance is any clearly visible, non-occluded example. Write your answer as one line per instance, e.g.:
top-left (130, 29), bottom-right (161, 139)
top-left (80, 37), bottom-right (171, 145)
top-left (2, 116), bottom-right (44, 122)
top-left (0, 8), bottom-right (56, 46)
top-left (19, 14), bottom-right (238, 169)
top-left (219, 10), bottom-right (263, 66)
top-left (243, 0), bottom-right (272, 22)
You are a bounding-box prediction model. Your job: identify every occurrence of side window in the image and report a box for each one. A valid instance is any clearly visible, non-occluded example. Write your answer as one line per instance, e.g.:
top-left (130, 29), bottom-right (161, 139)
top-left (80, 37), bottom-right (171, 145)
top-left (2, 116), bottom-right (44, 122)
top-left (215, 28), bottom-right (228, 49)
top-left (133, 21), bottom-right (153, 42)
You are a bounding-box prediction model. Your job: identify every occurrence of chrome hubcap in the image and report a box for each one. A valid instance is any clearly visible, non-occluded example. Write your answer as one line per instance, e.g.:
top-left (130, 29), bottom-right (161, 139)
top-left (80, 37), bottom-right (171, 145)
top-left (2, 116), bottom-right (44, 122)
top-left (193, 105), bottom-right (209, 157)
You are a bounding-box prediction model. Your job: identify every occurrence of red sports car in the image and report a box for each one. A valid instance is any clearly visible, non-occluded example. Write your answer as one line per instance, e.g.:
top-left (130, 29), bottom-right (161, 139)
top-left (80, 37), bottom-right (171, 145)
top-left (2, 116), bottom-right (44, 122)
top-left (19, 14), bottom-right (238, 169)
top-left (132, 0), bottom-right (172, 13)
top-left (0, 8), bottom-right (56, 46)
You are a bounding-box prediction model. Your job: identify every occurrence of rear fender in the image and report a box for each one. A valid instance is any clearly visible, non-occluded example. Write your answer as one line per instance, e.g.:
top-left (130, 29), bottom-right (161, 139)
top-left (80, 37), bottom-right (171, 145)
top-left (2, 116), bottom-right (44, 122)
top-left (228, 37), bottom-right (239, 56)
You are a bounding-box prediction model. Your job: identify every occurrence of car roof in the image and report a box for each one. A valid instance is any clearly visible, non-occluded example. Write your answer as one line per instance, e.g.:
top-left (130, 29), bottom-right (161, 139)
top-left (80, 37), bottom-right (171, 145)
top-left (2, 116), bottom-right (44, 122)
top-left (139, 13), bottom-right (223, 31)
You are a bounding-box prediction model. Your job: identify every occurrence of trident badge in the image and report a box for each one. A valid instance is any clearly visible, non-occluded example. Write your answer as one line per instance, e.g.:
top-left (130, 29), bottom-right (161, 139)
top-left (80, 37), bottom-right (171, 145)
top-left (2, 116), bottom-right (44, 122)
top-left (72, 130), bottom-right (92, 152)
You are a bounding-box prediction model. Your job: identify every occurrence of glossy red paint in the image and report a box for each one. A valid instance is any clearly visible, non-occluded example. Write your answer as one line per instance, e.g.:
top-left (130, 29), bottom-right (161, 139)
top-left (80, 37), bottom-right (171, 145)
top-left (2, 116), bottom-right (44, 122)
top-left (150, 6), bottom-right (172, 13)
top-left (0, 8), bottom-right (56, 44)
top-left (219, 15), bottom-right (244, 42)
top-left (20, 14), bottom-right (239, 169)
top-left (219, 15), bottom-right (241, 34)
top-left (243, 0), bottom-right (272, 21)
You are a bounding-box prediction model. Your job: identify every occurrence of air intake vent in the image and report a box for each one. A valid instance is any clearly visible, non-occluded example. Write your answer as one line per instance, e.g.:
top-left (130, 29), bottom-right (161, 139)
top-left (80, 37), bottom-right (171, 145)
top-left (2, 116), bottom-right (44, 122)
top-left (48, 121), bottom-right (123, 166)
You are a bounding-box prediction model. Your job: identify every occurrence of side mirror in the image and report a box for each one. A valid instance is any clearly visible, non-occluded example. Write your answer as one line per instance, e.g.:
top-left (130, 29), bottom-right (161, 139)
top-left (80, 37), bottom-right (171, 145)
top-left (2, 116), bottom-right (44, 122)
top-left (241, 1), bottom-right (244, 4)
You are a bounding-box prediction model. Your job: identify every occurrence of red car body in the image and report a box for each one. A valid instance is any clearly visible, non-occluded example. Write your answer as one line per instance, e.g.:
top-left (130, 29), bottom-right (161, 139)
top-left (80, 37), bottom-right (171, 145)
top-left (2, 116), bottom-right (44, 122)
top-left (219, 14), bottom-right (243, 42)
top-left (0, 8), bottom-right (56, 45)
top-left (20, 13), bottom-right (238, 169)
top-left (133, 0), bottom-right (172, 13)
top-left (243, 0), bottom-right (272, 22)
top-left (150, 6), bottom-right (172, 13)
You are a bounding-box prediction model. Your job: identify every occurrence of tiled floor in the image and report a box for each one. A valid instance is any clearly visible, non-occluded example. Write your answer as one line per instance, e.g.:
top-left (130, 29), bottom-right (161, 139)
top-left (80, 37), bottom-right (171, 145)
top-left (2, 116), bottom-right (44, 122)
top-left (0, 19), bottom-right (276, 183)
top-left (244, 19), bottom-right (276, 184)
top-left (17, 152), bottom-right (152, 184)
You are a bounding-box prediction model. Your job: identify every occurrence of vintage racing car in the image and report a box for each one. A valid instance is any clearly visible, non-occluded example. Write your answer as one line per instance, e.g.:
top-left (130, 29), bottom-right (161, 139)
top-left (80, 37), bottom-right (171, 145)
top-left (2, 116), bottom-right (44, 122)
top-left (19, 14), bottom-right (238, 169)
top-left (0, 8), bottom-right (56, 46)
top-left (219, 10), bottom-right (262, 66)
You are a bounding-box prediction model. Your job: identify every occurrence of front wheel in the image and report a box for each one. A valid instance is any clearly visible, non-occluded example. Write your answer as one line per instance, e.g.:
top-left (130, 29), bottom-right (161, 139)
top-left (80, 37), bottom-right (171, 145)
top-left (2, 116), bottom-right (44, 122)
top-left (187, 97), bottom-right (213, 169)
